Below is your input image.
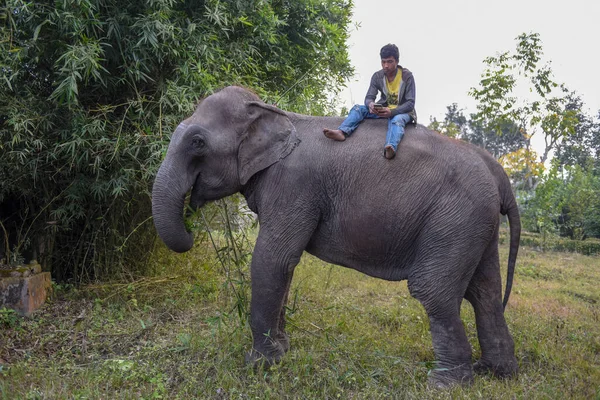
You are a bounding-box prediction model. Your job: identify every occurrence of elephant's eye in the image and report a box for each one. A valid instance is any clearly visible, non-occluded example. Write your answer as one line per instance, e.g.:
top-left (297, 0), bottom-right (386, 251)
top-left (191, 137), bottom-right (205, 149)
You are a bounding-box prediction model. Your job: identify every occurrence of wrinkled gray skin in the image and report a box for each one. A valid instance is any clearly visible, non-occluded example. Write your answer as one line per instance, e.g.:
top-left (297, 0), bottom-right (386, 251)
top-left (152, 86), bottom-right (520, 387)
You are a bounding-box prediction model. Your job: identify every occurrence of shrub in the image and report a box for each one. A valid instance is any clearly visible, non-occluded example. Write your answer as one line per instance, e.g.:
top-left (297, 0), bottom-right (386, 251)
top-left (0, 0), bottom-right (354, 281)
top-left (521, 162), bottom-right (600, 240)
top-left (500, 229), bottom-right (600, 255)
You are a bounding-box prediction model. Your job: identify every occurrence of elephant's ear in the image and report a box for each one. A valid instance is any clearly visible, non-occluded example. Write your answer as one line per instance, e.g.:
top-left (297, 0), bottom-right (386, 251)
top-left (238, 101), bottom-right (300, 185)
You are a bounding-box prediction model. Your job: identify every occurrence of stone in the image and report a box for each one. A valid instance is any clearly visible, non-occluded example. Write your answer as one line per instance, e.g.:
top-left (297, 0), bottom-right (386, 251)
top-left (0, 262), bottom-right (51, 316)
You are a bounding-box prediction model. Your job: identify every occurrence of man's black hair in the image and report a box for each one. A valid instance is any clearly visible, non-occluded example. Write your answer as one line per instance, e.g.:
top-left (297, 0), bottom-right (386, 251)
top-left (380, 44), bottom-right (399, 61)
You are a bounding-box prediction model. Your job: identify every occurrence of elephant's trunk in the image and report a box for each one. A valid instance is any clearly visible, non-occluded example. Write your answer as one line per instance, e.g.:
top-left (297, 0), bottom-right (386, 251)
top-left (152, 163), bottom-right (194, 253)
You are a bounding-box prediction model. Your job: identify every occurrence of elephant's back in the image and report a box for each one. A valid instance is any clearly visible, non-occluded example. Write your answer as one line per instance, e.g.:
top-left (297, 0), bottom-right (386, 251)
top-left (290, 115), bottom-right (483, 179)
top-left (290, 114), bottom-right (466, 157)
top-left (287, 114), bottom-right (500, 212)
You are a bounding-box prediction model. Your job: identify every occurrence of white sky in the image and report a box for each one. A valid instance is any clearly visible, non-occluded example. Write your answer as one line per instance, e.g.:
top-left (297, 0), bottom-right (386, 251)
top-left (340, 0), bottom-right (600, 137)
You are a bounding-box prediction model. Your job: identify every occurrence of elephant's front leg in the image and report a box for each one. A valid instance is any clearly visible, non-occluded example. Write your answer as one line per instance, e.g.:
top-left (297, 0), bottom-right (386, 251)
top-left (244, 228), bottom-right (305, 366)
top-left (276, 274), bottom-right (294, 353)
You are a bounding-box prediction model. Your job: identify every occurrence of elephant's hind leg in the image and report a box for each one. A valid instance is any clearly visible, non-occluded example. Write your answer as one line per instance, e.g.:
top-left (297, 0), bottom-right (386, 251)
top-left (408, 266), bottom-right (475, 386)
top-left (406, 220), bottom-right (499, 387)
top-left (464, 240), bottom-right (518, 378)
top-left (418, 302), bottom-right (474, 388)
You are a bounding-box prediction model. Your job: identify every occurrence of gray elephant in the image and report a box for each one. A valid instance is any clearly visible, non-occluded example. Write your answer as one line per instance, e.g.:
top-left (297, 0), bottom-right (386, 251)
top-left (152, 86), bottom-right (520, 387)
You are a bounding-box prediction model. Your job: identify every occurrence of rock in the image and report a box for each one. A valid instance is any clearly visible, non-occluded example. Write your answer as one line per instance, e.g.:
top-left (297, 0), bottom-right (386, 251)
top-left (0, 261), bottom-right (51, 316)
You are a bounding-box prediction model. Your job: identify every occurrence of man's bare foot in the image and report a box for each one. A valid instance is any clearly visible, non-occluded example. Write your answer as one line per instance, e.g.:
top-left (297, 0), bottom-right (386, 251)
top-left (384, 145), bottom-right (396, 159)
top-left (323, 128), bottom-right (346, 141)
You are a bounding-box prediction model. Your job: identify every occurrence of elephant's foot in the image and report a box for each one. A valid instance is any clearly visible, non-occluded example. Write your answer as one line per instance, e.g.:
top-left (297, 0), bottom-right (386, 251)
top-left (275, 331), bottom-right (290, 353)
top-left (245, 338), bottom-right (286, 368)
top-left (473, 357), bottom-right (518, 378)
top-left (427, 363), bottom-right (474, 389)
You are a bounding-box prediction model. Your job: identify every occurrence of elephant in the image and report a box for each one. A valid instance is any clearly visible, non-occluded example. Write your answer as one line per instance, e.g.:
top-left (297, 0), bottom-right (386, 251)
top-left (152, 86), bottom-right (520, 387)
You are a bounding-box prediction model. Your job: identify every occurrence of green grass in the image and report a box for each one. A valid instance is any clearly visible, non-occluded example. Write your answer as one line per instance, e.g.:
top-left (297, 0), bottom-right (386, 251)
top-left (1, 237), bottom-right (600, 399)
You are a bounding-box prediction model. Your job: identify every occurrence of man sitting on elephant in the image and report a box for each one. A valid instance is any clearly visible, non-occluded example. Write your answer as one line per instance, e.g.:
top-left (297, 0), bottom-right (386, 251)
top-left (323, 43), bottom-right (417, 160)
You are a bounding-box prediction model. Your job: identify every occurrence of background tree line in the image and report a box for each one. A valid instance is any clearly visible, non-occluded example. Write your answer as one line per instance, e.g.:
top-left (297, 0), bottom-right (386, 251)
top-left (1, 0), bottom-right (354, 281)
top-left (429, 33), bottom-right (600, 241)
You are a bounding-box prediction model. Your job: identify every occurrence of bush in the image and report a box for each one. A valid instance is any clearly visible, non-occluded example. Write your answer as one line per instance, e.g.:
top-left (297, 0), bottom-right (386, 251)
top-left (500, 229), bottom-right (600, 256)
top-left (0, 0), bottom-right (354, 281)
top-left (521, 162), bottom-right (600, 240)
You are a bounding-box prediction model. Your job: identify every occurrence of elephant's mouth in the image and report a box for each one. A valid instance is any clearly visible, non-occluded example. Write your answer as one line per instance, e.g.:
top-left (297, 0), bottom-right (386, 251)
top-left (188, 194), bottom-right (206, 212)
top-left (189, 176), bottom-right (206, 211)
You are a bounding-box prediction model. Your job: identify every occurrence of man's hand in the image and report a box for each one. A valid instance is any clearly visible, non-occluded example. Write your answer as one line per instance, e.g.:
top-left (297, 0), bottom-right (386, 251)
top-left (368, 103), bottom-right (376, 114)
top-left (376, 107), bottom-right (392, 118)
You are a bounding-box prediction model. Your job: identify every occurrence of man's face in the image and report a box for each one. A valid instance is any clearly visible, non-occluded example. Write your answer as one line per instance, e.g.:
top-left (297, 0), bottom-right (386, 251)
top-left (381, 56), bottom-right (398, 75)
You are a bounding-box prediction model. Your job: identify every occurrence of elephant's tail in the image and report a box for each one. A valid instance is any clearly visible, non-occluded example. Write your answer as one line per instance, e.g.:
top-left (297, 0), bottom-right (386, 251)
top-left (501, 190), bottom-right (521, 309)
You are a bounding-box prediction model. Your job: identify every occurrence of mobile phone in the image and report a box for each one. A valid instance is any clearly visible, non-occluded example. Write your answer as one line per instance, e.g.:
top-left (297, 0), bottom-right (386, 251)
top-left (373, 103), bottom-right (384, 109)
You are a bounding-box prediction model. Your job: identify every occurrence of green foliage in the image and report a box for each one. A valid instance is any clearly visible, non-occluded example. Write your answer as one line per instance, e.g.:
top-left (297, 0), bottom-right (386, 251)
top-left (522, 162), bottom-right (600, 240)
top-left (469, 32), bottom-right (581, 168)
top-left (521, 232), bottom-right (600, 255)
top-left (463, 32), bottom-right (599, 228)
top-left (0, 0), bottom-right (354, 281)
top-left (193, 197), bottom-right (255, 327)
top-left (428, 103), bottom-right (465, 139)
top-left (499, 229), bottom-right (600, 256)
top-left (556, 105), bottom-right (600, 171)
top-left (0, 307), bottom-right (20, 328)
top-left (428, 103), bottom-right (528, 159)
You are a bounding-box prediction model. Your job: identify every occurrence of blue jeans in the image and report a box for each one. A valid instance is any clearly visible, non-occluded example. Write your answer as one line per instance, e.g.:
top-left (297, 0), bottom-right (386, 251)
top-left (338, 104), bottom-right (412, 151)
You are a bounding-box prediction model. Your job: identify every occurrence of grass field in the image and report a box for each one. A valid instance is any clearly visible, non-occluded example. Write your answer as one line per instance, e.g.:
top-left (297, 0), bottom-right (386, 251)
top-left (1, 236), bottom-right (599, 399)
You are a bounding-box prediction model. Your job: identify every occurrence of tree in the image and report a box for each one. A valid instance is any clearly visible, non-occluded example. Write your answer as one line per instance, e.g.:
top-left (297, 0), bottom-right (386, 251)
top-left (429, 103), bottom-right (528, 159)
top-left (499, 148), bottom-right (545, 190)
top-left (428, 103), bottom-right (467, 139)
top-left (463, 117), bottom-right (528, 160)
top-left (469, 33), bottom-right (581, 173)
top-left (465, 32), bottom-right (600, 238)
top-left (524, 162), bottom-right (600, 239)
top-left (555, 105), bottom-right (600, 171)
top-left (521, 161), bottom-right (563, 237)
top-left (0, 0), bottom-right (354, 280)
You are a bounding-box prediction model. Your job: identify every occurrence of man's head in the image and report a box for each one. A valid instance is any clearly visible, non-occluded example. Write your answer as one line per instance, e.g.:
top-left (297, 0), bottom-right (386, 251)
top-left (380, 44), bottom-right (399, 76)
